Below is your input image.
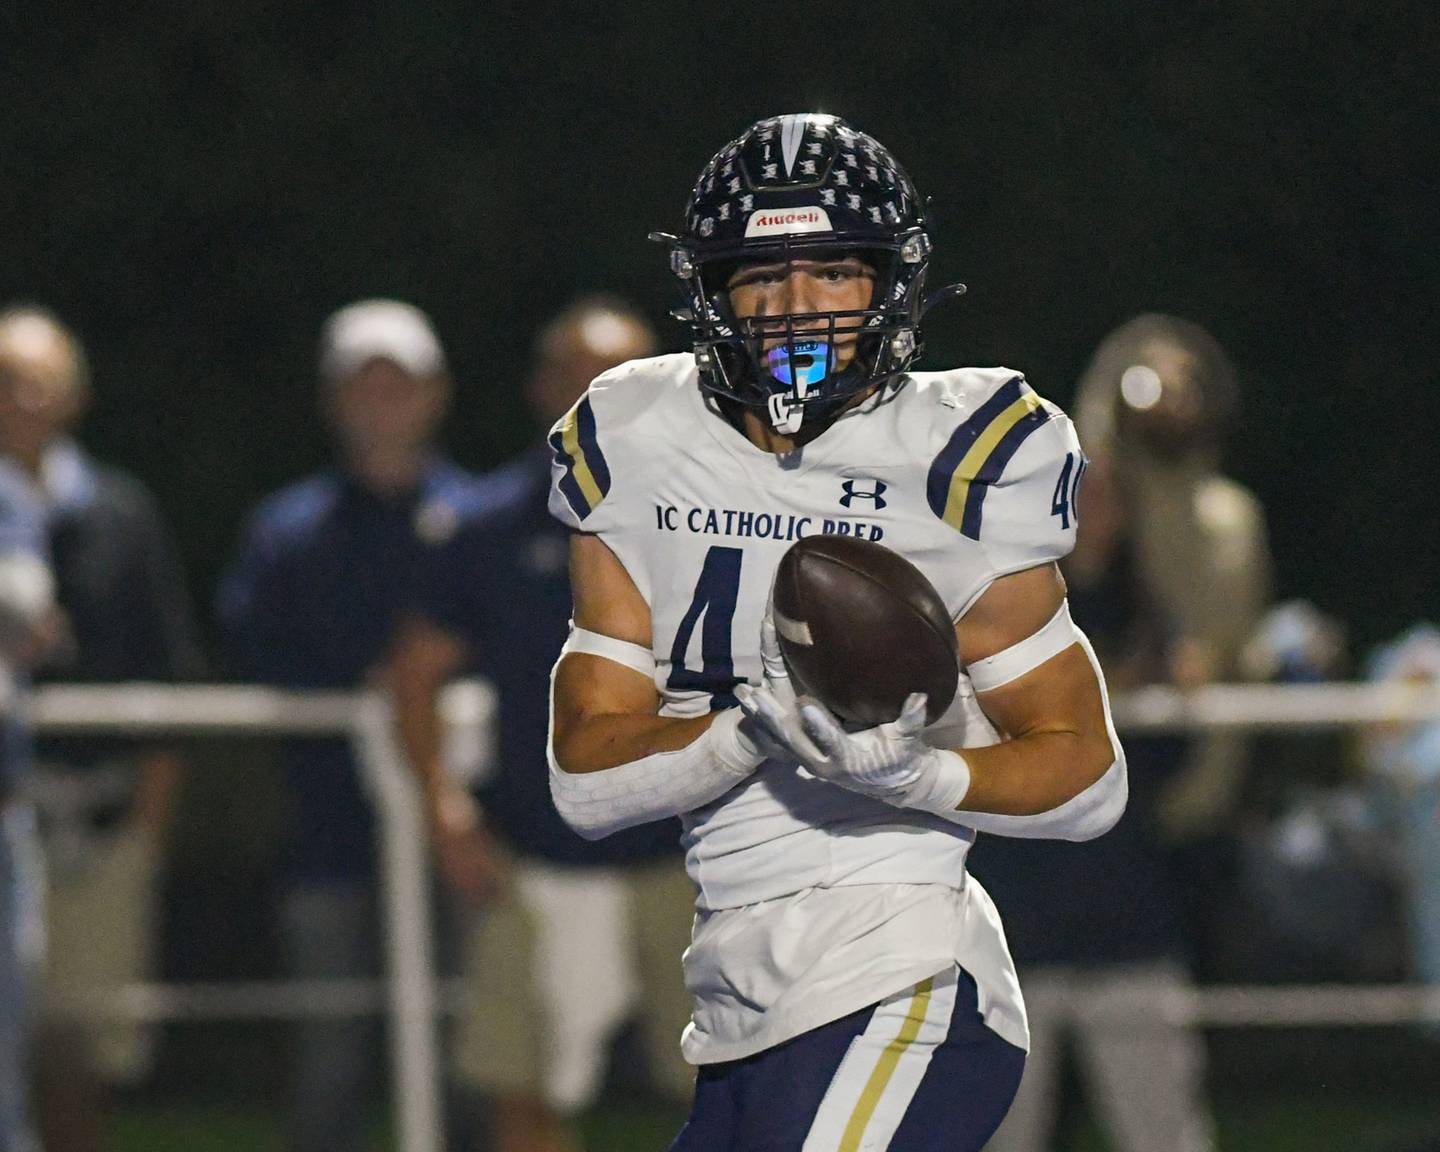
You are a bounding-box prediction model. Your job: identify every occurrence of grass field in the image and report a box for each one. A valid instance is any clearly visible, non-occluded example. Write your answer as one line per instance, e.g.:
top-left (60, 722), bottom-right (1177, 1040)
top-left (113, 1095), bottom-right (1440, 1151)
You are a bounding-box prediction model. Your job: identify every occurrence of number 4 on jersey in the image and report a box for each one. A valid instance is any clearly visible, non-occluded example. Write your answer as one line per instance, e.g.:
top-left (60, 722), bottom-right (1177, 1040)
top-left (668, 546), bottom-right (745, 710)
top-left (1051, 452), bottom-right (1086, 529)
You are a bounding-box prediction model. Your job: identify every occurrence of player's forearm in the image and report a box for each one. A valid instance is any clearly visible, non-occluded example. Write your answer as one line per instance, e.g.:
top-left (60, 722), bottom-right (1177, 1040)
top-left (942, 725), bottom-right (1126, 842)
top-left (549, 705), bottom-right (762, 840)
top-left (550, 647), bottom-right (720, 774)
top-left (551, 709), bottom-right (718, 775)
top-left (954, 727), bottom-right (1114, 817)
top-left (547, 629), bottom-right (763, 838)
top-left (944, 619), bottom-right (1127, 840)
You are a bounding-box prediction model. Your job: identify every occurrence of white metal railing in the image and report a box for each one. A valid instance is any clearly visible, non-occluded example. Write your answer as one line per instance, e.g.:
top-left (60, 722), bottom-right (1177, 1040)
top-left (19, 680), bottom-right (1440, 1152)
top-left (58, 975), bottom-right (1440, 1029)
top-left (25, 682), bottom-right (494, 1152)
top-left (1109, 680), bottom-right (1440, 733)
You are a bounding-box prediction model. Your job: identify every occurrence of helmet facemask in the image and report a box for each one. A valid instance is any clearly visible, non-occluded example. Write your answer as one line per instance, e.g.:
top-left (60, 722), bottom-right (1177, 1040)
top-left (679, 231), bottom-right (931, 434)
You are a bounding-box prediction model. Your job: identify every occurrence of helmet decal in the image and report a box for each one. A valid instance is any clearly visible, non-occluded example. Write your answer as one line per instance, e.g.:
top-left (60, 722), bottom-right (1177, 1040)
top-left (778, 113), bottom-right (808, 176)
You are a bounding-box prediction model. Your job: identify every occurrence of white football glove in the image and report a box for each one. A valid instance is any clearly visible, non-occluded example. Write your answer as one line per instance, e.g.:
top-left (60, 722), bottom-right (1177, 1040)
top-left (733, 596), bottom-right (805, 763)
top-left (737, 688), bottom-right (972, 816)
top-left (758, 595), bottom-right (796, 706)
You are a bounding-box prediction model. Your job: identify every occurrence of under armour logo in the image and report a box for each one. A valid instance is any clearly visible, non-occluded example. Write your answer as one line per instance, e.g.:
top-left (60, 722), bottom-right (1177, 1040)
top-left (840, 479), bottom-right (888, 509)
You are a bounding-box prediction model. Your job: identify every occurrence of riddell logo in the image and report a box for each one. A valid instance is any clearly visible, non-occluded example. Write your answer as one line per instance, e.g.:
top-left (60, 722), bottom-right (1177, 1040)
top-left (744, 206), bottom-right (834, 238)
top-left (757, 210), bottom-right (818, 227)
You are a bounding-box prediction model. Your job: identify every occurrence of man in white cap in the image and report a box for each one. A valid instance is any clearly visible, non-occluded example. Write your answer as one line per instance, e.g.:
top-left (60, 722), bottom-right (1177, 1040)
top-left (389, 297), bottom-right (693, 1152)
top-left (218, 299), bottom-right (496, 1152)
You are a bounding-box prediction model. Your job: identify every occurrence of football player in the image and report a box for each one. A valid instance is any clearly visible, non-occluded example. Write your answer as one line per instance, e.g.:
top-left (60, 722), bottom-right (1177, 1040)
top-left (546, 115), bottom-right (1128, 1150)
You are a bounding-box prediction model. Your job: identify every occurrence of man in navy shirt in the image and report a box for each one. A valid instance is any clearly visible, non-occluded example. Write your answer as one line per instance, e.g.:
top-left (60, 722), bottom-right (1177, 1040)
top-left (390, 298), bottom-right (694, 1152)
top-left (218, 299), bottom-right (489, 1152)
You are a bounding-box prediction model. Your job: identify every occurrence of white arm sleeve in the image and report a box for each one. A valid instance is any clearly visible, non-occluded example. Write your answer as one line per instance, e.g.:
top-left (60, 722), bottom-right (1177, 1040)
top-left (949, 626), bottom-right (1128, 842)
top-left (549, 708), bottom-right (758, 841)
top-left (547, 628), bottom-right (760, 840)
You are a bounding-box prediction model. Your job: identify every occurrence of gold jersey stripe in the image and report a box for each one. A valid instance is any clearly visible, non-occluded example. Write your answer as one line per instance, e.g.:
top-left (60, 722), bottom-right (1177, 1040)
top-left (560, 406), bottom-right (604, 512)
top-left (940, 390), bottom-right (1045, 530)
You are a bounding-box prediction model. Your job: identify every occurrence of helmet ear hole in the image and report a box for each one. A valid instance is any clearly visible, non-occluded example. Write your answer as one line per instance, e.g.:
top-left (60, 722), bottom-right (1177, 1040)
top-left (699, 261), bottom-right (738, 295)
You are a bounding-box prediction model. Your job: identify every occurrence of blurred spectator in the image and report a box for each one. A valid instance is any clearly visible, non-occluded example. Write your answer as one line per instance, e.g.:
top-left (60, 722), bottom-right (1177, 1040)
top-left (1364, 626), bottom-right (1440, 995)
top-left (217, 300), bottom-right (489, 1152)
top-left (1075, 313), bottom-right (1271, 841)
top-left (1239, 601), bottom-right (1351, 815)
top-left (0, 306), bottom-right (205, 1152)
top-left (389, 297), bottom-right (693, 1152)
top-left (1217, 601), bottom-right (1404, 983)
top-left (971, 455), bottom-right (1215, 1152)
top-left (1367, 627), bottom-right (1440, 1152)
top-left (0, 353), bottom-right (56, 1151)
top-left (1239, 600), bottom-right (1347, 688)
top-left (1074, 315), bottom-right (1272, 978)
top-left (0, 799), bottom-right (41, 1152)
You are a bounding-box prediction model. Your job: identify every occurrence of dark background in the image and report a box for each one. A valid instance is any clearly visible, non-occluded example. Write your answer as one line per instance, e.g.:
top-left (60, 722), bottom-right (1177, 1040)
top-left (3, 0), bottom-right (1436, 650)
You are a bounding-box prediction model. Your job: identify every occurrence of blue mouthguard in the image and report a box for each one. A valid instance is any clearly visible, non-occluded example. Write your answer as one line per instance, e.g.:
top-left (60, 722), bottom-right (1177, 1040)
top-left (763, 339), bottom-right (833, 388)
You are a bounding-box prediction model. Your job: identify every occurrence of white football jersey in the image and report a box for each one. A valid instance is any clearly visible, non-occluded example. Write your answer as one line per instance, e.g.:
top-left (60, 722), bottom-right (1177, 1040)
top-left (548, 352), bottom-right (1083, 1060)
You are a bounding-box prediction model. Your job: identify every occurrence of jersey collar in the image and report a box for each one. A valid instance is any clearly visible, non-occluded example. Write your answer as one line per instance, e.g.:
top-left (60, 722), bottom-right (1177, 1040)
top-left (689, 359), bottom-right (898, 477)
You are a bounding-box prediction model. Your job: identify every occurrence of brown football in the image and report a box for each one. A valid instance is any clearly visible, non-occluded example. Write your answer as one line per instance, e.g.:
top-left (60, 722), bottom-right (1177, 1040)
top-left (772, 534), bottom-right (959, 727)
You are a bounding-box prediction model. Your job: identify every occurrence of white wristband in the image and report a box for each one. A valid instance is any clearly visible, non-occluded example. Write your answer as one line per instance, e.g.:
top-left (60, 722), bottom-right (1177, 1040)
top-left (894, 748), bottom-right (973, 816)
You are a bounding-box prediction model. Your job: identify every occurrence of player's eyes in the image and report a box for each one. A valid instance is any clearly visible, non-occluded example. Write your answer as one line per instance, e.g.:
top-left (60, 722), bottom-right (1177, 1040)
top-left (730, 263), bottom-right (869, 290)
top-left (816, 264), bottom-right (870, 282)
top-left (729, 267), bottom-right (785, 289)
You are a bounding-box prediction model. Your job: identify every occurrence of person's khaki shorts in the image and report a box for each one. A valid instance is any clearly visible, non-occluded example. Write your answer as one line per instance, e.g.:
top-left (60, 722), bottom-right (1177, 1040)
top-left (41, 820), bottom-right (159, 1083)
top-left (454, 854), bottom-right (696, 1113)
